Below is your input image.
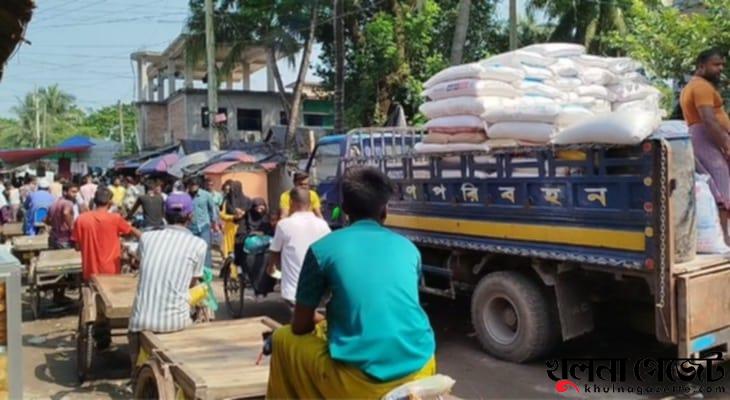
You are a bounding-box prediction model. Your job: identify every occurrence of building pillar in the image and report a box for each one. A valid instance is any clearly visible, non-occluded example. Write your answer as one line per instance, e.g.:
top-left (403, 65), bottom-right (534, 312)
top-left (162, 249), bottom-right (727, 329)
top-left (157, 74), bottom-right (165, 101)
top-left (266, 58), bottom-right (276, 92)
top-left (147, 69), bottom-right (155, 101)
top-left (241, 62), bottom-right (250, 91)
top-left (167, 60), bottom-right (176, 95)
top-left (136, 60), bottom-right (145, 101)
top-left (184, 50), bottom-right (193, 89)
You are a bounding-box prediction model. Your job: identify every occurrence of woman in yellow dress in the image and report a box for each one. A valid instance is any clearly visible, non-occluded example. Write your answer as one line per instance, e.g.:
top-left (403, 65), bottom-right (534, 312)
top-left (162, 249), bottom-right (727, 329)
top-left (219, 180), bottom-right (239, 258)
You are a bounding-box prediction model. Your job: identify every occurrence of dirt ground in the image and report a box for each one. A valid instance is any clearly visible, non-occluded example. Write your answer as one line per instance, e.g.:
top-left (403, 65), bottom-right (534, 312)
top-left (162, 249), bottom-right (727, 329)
top-left (20, 270), bottom-right (730, 399)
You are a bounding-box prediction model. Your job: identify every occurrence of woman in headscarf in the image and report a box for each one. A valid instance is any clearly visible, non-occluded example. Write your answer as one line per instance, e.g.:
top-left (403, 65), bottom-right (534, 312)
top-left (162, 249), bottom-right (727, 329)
top-left (218, 180), bottom-right (238, 259)
top-left (241, 197), bottom-right (275, 297)
top-left (226, 181), bottom-right (251, 266)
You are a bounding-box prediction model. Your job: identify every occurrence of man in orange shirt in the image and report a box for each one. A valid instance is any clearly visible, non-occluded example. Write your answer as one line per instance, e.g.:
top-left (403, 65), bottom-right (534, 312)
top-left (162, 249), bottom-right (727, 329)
top-left (72, 187), bottom-right (141, 349)
top-left (680, 48), bottom-right (729, 243)
top-left (73, 187), bottom-right (141, 281)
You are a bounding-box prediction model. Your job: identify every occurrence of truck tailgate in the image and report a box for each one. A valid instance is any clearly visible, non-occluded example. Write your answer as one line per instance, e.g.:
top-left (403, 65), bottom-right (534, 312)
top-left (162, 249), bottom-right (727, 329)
top-left (676, 256), bottom-right (730, 357)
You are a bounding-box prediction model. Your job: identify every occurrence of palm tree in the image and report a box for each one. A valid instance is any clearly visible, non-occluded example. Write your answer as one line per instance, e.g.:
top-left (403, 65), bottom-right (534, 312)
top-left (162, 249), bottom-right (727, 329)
top-left (528, 0), bottom-right (633, 54)
top-left (186, 0), bottom-right (323, 149)
top-left (8, 85), bottom-right (79, 148)
top-left (449, 0), bottom-right (471, 64)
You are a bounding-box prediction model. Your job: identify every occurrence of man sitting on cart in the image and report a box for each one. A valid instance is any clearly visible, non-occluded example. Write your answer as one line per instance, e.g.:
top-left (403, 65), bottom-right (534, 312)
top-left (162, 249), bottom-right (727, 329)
top-left (127, 192), bottom-right (208, 370)
top-left (266, 167), bottom-right (436, 399)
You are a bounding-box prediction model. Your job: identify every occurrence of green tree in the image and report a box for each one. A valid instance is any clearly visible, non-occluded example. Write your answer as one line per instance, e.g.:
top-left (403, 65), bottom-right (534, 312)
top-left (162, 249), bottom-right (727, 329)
top-left (186, 0), bottom-right (323, 147)
top-left (529, 0), bottom-right (636, 55)
top-left (7, 85), bottom-right (84, 148)
top-left (80, 103), bottom-right (138, 154)
top-left (608, 0), bottom-right (730, 111)
top-left (315, 0), bottom-right (503, 127)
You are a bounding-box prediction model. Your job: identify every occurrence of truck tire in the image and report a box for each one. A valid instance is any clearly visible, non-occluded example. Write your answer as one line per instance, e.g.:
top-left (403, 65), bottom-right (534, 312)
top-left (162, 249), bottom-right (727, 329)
top-left (471, 270), bottom-right (559, 362)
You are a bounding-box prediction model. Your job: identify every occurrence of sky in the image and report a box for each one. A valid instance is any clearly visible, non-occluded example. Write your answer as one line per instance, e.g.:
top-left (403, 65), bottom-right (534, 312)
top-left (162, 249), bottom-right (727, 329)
top-left (0, 0), bottom-right (525, 118)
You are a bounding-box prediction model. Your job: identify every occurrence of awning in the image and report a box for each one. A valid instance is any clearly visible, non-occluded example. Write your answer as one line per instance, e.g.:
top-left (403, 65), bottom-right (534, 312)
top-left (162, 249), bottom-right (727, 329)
top-left (202, 161), bottom-right (240, 174)
top-left (137, 153), bottom-right (180, 175)
top-left (168, 150), bottom-right (225, 178)
top-left (0, 145), bottom-right (90, 166)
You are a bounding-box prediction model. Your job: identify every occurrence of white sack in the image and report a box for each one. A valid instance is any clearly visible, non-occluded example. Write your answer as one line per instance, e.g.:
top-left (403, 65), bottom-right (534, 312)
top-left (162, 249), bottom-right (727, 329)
top-left (488, 122), bottom-right (556, 143)
top-left (549, 58), bottom-right (579, 77)
top-left (523, 43), bottom-right (586, 58)
top-left (552, 110), bottom-right (660, 145)
top-left (520, 80), bottom-right (565, 99)
top-left (552, 77), bottom-right (583, 90)
top-left (556, 106), bottom-right (594, 129)
top-left (414, 141), bottom-right (491, 154)
top-left (423, 79), bottom-right (519, 100)
top-left (484, 50), bottom-right (555, 68)
top-left (521, 65), bottom-right (554, 81)
top-left (482, 96), bottom-right (561, 124)
top-left (426, 63), bottom-right (524, 88)
top-left (610, 58), bottom-right (642, 74)
top-left (695, 174), bottom-right (730, 254)
top-left (580, 67), bottom-right (619, 85)
top-left (608, 82), bottom-right (661, 102)
top-left (577, 85), bottom-right (612, 100)
top-left (425, 115), bottom-right (486, 130)
top-left (590, 100), bottom-right (613, 114)
top-left (419, 96), bottom-right (504, 119)
top-left (612, 94), bottom-right (661, 113)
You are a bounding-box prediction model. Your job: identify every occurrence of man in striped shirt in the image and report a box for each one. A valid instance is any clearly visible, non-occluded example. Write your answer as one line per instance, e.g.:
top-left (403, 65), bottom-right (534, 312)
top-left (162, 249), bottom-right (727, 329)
top-left (127, 192), bottom-right (207, 369)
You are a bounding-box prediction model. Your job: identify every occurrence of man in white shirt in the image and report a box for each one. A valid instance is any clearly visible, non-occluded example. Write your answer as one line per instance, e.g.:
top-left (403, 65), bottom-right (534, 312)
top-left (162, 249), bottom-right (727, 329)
top-left (268, 187), bottom-right (331, 306)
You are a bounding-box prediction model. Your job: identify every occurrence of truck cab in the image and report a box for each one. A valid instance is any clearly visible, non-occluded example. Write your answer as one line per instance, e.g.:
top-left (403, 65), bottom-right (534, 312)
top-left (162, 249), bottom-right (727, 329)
top-left (306, 126), bottom-right (730, 363)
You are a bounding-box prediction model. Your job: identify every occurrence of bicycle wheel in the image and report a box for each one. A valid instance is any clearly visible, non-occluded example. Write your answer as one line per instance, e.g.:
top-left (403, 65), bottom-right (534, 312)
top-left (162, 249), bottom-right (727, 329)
top-left (222, 256), bottom-right (245, 318)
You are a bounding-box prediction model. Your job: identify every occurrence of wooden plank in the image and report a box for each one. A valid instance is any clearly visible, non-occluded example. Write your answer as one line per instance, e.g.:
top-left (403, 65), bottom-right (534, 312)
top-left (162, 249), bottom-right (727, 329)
top-left (145, 317), bottom-right (280, 399)
top-left (11, 235), bottom-right (49, 252)
top-left (673, 254), bottom-right (730, 275)
top-left (90, 274), bottom-right (137, 320)
top-left (1, 223), bottom-right (23, 237)
top-left (677, 263), bottom-right (730, 337)
top-left (35, 249), bottom-right (81, 271)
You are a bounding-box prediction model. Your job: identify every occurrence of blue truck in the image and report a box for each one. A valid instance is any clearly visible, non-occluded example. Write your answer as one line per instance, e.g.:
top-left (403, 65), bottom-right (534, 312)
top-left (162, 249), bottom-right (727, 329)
top-left (306, 126), bottom-right (730, 363)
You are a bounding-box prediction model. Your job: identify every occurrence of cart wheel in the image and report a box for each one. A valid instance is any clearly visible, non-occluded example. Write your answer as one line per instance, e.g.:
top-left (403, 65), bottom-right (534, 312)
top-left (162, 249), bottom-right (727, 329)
top-left (222, 257), bottom-right (245, 318)
top-left (76, 319), bottom-right (94, 383)
top-left (133, 365), bottom-right (160, 399)
top-left (30, 287), bottom-right (41, 320)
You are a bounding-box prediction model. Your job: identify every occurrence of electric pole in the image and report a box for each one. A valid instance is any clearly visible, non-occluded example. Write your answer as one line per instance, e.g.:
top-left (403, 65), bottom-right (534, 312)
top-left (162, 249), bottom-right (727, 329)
top-left (118, 100), bottom-right (125, 151)
top-left (333, 0), bottom-right (345, 134)
top-left (509, 0), bottom-right (518, 50)
top-left (42, 101), bottom-right (47, 147)
top-left (34, 90), bottom-right (40, 148)
top-left (204, 0), bottom-right (220, 150)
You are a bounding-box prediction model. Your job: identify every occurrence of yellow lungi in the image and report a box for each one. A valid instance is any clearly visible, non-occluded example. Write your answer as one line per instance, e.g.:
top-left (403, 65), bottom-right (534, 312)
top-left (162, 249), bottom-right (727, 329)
top-left (267, 324), bottom-right (436, 399)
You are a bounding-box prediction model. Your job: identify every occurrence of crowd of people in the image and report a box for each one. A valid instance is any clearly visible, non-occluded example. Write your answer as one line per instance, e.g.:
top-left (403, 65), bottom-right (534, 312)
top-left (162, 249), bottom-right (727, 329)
top-left (1, 165), bottom-right (439, 397)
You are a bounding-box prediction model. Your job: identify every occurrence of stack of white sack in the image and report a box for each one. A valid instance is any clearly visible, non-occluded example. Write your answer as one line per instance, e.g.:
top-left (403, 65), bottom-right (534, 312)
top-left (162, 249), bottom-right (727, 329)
top-left (419, 62), bottom-right (524, 145)
top-left (418, 43), bottom-right (664, 149)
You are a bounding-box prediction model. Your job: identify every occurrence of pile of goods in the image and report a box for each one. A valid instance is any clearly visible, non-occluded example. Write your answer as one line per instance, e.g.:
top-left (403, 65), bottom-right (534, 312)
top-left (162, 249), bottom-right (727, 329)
top-left (418, 43), bottom-right (663, 151)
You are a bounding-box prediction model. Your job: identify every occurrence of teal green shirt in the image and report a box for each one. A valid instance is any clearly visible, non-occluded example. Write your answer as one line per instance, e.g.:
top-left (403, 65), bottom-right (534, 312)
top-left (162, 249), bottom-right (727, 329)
top-left (296, 219), bottom-right (436, 381)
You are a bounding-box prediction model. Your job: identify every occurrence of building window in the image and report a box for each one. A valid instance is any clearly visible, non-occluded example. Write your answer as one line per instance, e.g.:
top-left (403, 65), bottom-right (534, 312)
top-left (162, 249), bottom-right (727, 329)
top-left (303, 113), bottom-right (326, 127)
top-left (202, 107), bottom-right (227, 128)
top-left (237, 109), bottom-right (262, 131)
top-left (279, 111), bottom-right (288, 125)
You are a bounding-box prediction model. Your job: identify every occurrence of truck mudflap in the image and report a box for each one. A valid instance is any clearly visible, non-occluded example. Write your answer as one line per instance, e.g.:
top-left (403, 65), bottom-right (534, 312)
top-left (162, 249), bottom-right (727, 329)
top-left (676, 258), bottom-right (730, 358)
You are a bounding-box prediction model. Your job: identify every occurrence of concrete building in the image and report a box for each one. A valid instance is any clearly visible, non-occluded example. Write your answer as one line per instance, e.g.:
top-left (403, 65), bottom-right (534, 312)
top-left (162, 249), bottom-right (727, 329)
top-left (131, 34), bottom-right (333, 150)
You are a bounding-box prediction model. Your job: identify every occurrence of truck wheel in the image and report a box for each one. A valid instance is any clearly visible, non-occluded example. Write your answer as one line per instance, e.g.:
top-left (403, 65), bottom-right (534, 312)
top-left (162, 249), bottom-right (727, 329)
top-left (471, 271), bottom-right (559, 362)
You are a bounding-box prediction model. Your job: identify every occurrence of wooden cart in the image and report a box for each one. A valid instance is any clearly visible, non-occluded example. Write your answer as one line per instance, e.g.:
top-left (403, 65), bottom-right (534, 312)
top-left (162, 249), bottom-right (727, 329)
top-left (28, 248), bottom-right (81, 319)
top-left (76, 274), bottom-right (137, 382)
top-left (11, 234), bottom-right (48, 267)
top-left (134, 317), bottom-right (279, 400)
top-left (0, 223), bottom-right (23, 243)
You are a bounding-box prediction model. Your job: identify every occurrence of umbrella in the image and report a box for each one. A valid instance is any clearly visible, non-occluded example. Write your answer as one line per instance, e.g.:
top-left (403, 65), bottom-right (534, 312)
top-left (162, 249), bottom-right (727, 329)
top-left (136, 153), bottom-right (180, 175)
top-left (217, 150), bottom-right (257, 163)
top-left (168, 150), bottom-right (225, 178)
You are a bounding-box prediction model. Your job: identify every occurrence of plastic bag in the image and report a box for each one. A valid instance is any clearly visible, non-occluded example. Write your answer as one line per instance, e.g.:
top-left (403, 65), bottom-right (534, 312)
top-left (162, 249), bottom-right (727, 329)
top-left (695, 175), bottom-right (730, 254)
top-left (382, 374), bottom-right (456, 400)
